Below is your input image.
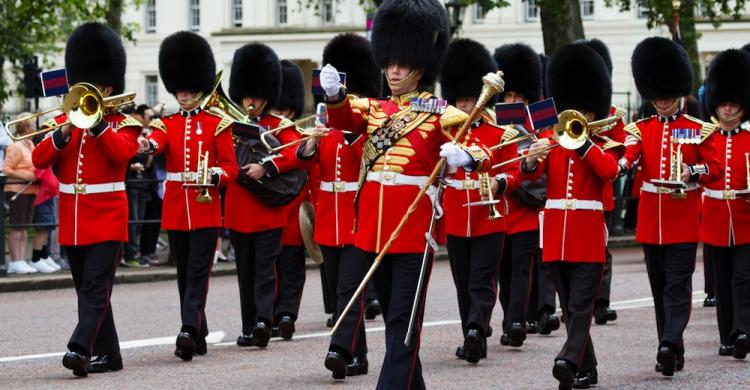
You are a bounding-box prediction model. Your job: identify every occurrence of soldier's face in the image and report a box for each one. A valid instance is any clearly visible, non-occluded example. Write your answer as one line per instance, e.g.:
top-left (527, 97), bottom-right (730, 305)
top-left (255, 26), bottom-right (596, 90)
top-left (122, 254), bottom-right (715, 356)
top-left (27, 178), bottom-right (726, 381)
top-left (717, 102), bottom-right (744, 123)
top-left (503, 91), bottom-right (528, 105)
top-left (242, 97), bottom-right (267, 117)
top-left (455, 97), bottom-right (477, 114)
top-left (176, 91), bottom-right (200, 109)
top-left (270, 107), bottom-right (295, 120)
top-left (386, 63), bottom-right (422, 95)
top-left (653, 97), bottom-right (678, 111)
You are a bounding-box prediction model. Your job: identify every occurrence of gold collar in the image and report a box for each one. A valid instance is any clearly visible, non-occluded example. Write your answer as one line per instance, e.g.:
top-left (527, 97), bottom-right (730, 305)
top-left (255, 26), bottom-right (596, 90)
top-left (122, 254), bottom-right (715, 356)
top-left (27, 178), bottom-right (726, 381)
top-left (390, 91), bottom-right (420, 106)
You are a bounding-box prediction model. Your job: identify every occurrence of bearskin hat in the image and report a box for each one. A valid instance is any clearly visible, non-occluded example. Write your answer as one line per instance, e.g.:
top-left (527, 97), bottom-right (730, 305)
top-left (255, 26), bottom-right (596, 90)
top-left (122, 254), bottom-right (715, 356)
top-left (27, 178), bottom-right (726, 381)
top-left (440, 39), bottom-right (497, 105)
top-left (158, 31), bottom-right (216, 96)
top-left (65, 22), bottom-right (126, 95)
top-left (371, 0), bottom-right (450, 89)
top-left (704, 49), bottom-right (750, 119)
top-left (493, 43), bottom-right (543, 103)
top-left (742, 43), bottom-right (750, 53)
top-left (576, 38), bottom-right (612, 75)
top-left (539, 53), bottom-right (549, 98)
top-left (323, 33), bottom-right (381, 98)
top-left (229, 43), bottom-right (282, 108)
top-left (632, 37), bottom-right (692, 100)
top-left (547, 43), bottom-right (612, 120)
top-left (274, 60), bottom-right (305, 119)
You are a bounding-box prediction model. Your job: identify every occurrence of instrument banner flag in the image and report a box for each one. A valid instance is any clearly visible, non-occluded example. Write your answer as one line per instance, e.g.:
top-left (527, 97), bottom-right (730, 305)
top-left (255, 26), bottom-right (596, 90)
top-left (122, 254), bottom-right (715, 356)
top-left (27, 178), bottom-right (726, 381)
top-left (494, 102), bottom-right (526, 125)
top-left (527, 98), bottom-right (558, 130)
top-left (41, 68), bottom-right (69, 97)
top-left (311, 69), bottom-right (347, 95)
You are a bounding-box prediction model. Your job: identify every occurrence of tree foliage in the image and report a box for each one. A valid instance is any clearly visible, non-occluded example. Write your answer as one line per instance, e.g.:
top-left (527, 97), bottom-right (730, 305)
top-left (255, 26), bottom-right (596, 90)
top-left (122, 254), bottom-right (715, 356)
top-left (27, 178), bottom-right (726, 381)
top-left (538, 0), bottom-right (586, 54)
top-left (0, 0), bottom-right (142, 108)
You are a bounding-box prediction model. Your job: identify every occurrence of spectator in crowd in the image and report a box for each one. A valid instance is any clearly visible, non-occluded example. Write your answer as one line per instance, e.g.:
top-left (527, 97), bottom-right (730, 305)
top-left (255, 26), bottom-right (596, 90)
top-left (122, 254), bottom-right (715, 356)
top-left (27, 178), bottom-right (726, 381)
top-left (122, 104), bottom-right (156, 267)
top-left (3, 113), bottom-right (44, 273)
top-left (0, 121), bottom-right (12, 170)
top-left (30, 161), bottom-right (61, 272)
top-left (137, 103), bottom-right (168, 266)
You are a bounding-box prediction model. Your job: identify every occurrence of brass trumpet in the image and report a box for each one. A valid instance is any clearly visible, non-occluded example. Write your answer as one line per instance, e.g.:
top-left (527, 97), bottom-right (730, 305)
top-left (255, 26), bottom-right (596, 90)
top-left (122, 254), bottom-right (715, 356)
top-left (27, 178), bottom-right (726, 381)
top-left (462, 172), bottom-right (502, 220)
top-left (183, 140), bottom-right (214, 203)
top-left (3, 83), bottom-right (136, 142)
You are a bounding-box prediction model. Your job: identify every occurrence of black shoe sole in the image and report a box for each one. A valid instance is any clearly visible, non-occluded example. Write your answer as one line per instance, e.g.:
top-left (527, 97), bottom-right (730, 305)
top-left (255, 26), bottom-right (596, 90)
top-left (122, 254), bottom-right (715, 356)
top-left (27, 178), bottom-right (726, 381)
top-left (176, 336), bottom-right (195, 361)
top-left (279, 320), bottom-right (295, 340)
top-left (508, 327), bottom-right (525, 347)
top-left (463, 333), bottom-right (482, 364)
top-left (734, 337), bottom-right (750, 359)
top-left (346, 360), bottom-right (368, 376)
top-left (88, 362), bottom-right (123, 373)
top-left (325, 354), bottom-right (347, 379)
top-left (62, 355), bottom-right (88, 377)
top-left (552, 363), bottom-right (575, 389)
top-left (656, 349), bottom-right (676, 376)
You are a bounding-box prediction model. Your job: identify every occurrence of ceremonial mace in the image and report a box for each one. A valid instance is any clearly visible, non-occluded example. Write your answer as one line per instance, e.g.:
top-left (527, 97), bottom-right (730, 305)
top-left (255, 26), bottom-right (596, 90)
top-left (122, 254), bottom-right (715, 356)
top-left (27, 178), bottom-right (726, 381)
top-left (330, 71), bottom-right (505, 340)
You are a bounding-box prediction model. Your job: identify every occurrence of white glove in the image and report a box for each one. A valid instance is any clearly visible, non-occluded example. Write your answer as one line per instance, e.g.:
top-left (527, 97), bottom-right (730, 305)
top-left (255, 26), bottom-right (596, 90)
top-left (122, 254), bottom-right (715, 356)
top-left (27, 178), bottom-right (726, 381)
top-left (440, 142), bottom-right (471, 168)
top-left (320, 64), bottom-right (342, 97)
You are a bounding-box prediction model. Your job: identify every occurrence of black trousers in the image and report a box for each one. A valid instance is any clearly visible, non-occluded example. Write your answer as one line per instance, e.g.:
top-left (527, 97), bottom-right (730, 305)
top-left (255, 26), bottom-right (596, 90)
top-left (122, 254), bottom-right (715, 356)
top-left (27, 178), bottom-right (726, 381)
top-left (365, 251), bottom-right (430, 390)
top-left (498, 230), bottom-right (537, 330)
top-left (528, 245), bottom-right (557, 319)
top-left (65, 241), bottom-right (122, 356)
top-left (703, 245), bottom-right (716, 298)
top-left (322, 251), bottom-right (379, 316)
top-left (321, 264), bottom-right (336, 314)
top-left (168, 228), bottom-right (219, 338)
top-left (643, 243), bottom-right (697, 354)
top-left (323, 245), bottom-right (368, 359)
top-left (139, 193), bottom-right (162, 256)
top-left (548, 261), bottom-right (604, 372)
top-left (447, 233), bottom-right (502, 336)
top-left (274, 244), bottom-right (306, 321)
top-left (595, 246), bottom-right (614, 308)
top-left (705, 243), bottom-right (750, 345)
top-left (124, 188), bottom-right (151, 259)
top-left (230, 228), bottom-right (281, 333)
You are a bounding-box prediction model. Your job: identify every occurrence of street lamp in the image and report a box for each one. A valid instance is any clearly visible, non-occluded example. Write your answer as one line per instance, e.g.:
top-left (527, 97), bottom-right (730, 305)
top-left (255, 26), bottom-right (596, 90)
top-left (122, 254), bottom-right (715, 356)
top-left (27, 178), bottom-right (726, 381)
top-left (445, 0), bottom-right (466, 37)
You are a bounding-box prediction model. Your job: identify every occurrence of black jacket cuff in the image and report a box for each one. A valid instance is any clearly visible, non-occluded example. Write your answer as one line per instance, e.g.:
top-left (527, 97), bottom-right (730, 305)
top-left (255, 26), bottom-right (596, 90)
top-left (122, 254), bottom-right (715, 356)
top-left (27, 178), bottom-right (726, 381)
top-left (575, 139), bottom-right (593, 158)
top-left (52, 129), bottom-right (71, 150)
top-left (90, 121), bottom-right (108, 137)
top-left (261, 160), bottom-right (279, 177)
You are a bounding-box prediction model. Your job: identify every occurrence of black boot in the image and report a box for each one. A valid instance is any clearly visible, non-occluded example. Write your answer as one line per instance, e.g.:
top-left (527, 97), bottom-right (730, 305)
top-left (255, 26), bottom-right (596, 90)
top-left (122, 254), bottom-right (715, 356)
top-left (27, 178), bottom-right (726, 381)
top-left (88, 353), bottom-right (123, 373)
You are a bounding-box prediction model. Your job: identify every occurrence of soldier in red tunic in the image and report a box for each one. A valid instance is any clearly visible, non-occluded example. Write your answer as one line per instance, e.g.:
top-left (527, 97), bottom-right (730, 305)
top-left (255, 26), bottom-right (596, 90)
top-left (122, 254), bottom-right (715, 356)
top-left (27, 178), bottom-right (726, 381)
top-left (700, 48), bottom-right (750, 360)
top-left (439, 38), bottom-right (520, 364)
top-left (320, 1), bottom-right (492, 387)
top-left (620, 37), bottom-right (722, 376)
top-left (32, 23), bottom-right (141, 377)
top-left (522, 43), bottom-right (621, 390)
top-left (224, 43), bottom-right (306, 348)
top-left (142, 31), bottom-right (238, 361)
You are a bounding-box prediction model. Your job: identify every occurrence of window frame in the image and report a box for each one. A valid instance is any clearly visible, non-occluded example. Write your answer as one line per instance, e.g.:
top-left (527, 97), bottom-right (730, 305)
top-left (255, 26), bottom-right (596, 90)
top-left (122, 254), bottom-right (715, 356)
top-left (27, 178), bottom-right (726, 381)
top-left (188, 0), bottom-right (200, 32)
top-left (231, 0), bottom-right (243, 27)
top-left (525, 0), bottom-right (540, 22)
top-left (145, 0), bottom-right (156, 33)
top-left (145, 75), bottom-right (159, 107)
top-left (277, 0), bottom-right (288, 26)
top-left (580, 0), bottom-right (595, 20)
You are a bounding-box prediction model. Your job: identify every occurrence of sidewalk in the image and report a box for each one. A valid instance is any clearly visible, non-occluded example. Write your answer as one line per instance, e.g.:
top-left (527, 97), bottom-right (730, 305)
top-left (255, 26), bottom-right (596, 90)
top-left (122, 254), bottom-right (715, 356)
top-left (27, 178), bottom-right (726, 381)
top-left (0, 235), bottom-right (639, 293)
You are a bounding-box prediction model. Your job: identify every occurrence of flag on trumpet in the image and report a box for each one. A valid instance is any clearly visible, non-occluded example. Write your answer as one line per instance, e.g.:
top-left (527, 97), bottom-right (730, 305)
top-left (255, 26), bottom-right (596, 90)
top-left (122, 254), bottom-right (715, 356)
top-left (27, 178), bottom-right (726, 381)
top-left (527, 98), bottom-right (559, 130)
top-left (494, 102), bottom-right (527, 125)
top-left (311, 69), bottom-right (347, 96)
top-left (40, 68), bottom-right (69, 97)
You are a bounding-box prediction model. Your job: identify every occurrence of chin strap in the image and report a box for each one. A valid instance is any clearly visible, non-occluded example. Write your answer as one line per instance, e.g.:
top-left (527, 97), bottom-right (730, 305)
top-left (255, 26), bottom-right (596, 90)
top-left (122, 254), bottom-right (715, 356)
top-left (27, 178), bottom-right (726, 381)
top-left (385, 69), bottom-right (419, 91)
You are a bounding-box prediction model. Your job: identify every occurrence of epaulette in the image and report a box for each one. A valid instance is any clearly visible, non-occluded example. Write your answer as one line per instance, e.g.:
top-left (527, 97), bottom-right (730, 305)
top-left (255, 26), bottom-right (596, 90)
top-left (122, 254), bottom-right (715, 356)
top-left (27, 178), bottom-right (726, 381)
top-left (269, 113), bottom-right (294, 128)
top-left (118, 114), bottom-right (143, 129)
top-left (349, 97), bottom-right (370, 112)
top-left (440, 105), bottom-right (469, 130)
top-left (684, 114), bottom-right (717, 142)
top-left (214, 115), bottom-right (234, 135)
top-left (612, 106), bottom-right (627, 120)
top-left (598, 135), bottom-right (625, 152)
top-left (149, 118), bottom-right (167, 132)
top-left (41, 118), bottom-right (58, 130)
top-left (623, 122), bottom-right (641, 140)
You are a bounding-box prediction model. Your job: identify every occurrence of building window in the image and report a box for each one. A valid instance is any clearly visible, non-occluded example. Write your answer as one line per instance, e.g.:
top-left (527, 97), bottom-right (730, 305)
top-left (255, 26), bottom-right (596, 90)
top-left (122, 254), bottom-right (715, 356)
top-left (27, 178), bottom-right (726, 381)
top-left (636, 2), bottom-right (649, 19)
top-left (277, 0), bottom-right (288, 25)
top-left (580, 0), bottom-right (595, 20)
top-left (473, 3), bottom-right (487, 23)
top-left (189, 0), bottom-right (200, 31)
top-left (525, 0), bottom-right (540, 22)
top-left (145, 0), bottom-right (156, 33)
top-left (231, 0), bottom-right (242, 27)
top-left (145, 75), bottom-right (159, 107)
top-left (321, 0), bottom-right (334, 25)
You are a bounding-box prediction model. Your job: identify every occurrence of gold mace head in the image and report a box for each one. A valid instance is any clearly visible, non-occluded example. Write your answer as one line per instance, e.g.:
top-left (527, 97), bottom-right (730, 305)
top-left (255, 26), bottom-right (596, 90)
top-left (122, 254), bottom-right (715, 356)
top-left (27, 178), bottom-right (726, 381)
top-left (476, 71), bottom-right (505, 109)
top-left (672, 0), bottom-right (681, 10)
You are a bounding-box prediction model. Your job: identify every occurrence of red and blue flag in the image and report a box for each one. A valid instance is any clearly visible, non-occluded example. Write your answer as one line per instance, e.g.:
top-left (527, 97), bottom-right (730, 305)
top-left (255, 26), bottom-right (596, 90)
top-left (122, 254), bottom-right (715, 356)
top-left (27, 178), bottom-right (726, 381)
top-left (41, 68), bottom-right (69, 97)
top-left (527, 98), bottom-right (558, 130)
top-left (494, 102), bottom-right (526, 125)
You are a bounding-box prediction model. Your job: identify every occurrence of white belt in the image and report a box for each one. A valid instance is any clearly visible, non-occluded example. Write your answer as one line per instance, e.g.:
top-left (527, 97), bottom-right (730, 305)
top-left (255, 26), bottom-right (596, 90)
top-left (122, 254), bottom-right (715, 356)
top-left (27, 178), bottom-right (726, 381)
top-left (320, 181), bottom-right (358, 193)
top-left (59, 182), bottom-right (125, 195)
top-left (366, 172), bottom-right (429, 187)
top-left (703, 188), bottom-right (750, 200)
top-left (166, 171), bottom-right (198, 182)
top-left (641, 182), bottom-right (698, 194)
top-left (545, 199), bottom-right (603, 211)
top-left (445, 179), bottom-right (481, 190)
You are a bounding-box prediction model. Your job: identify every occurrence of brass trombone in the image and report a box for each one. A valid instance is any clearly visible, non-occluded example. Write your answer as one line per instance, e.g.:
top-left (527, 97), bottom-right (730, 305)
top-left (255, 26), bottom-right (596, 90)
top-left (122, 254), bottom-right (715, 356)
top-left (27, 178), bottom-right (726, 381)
top-left (260, 113), bottom-right (325, 153)
top-left (3, 83), bottom-right (136, 142)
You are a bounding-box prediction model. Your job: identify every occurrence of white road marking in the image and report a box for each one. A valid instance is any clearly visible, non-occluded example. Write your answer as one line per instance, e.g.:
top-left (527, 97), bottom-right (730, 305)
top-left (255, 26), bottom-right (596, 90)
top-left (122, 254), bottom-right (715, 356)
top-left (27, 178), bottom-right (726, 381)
top-left (0, 293), bottom-right (711, 363)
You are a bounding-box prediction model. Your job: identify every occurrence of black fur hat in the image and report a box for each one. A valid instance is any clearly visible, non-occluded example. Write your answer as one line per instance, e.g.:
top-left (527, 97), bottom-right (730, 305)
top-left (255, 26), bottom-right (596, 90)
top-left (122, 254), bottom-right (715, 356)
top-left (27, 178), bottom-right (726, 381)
top-left (440, 39), bottom-right (497, 105)
top-left (632, 37), bottom-right (692, 100)
top-left (371, 0), bottom-right (450, 89)
top-left (493, 43), bottom-right (543, 103)
top-left (539, 53), bottom-right (549, 98)
top-left (547, 43), bottom-right (612, 120)
top-left (742, 43), bottom-right (750, 53)
top-left (274, 60), bottom-right (305, 119)
top-left (576, 38), bottom-right (612, 75)
top-left (704, 49), bottom-right (750, 119)
top-left (229, 43), bottom-right (282, 107)
top-left (65, 22), bottom-right (126, 95)
top-left (158, 31), bottom-right (216, 96)
top-left (323, 33), bottom-right (381, 98)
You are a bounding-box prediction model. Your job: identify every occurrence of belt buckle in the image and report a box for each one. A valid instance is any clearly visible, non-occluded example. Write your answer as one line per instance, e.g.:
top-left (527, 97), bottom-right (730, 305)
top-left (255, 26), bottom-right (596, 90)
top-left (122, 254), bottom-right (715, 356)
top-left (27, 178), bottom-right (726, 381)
top-left (564, 199), bottom-right (577, 210)
top-left (181, 172), bottom-right (194, 182)
top-left (381, 172), bottom-right (396, 185)
top-left (74, 184), bottom-right (87, 195)
top-left (463, 179), bottom-right (475, 190)
top-left (723, 190), bottom-right (736, 200)
top-left (657, 187), bottom-right (672, 194)
top-left (334, 181), bottom-right (345, 192)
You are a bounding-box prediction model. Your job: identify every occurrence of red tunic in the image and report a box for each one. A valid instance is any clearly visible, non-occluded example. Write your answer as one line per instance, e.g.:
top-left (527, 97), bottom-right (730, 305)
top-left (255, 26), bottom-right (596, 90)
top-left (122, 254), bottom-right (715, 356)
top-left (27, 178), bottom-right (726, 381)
top-left (148, 109), bottom-right (238, 231)
top-left (443, 120), bottom-right (520, 237)
top-left (311, 130), bottom-right (362, 247)
top-left (281, 183), bottom-right (309, 246)
top-left (524, 142), bottom-right (620, 262)
top-left (621, 114), bottom-right (721, 244)
top-left (223, 114), bottom-right (305, 233)
top-left (699, 128), bottom-right (750, 247)
top-left (596, 106), bottom-right (627, 212)
top-left (32, 113), bottom-right (141, 246)
top-left (326, 91), bottom-right (490, 253)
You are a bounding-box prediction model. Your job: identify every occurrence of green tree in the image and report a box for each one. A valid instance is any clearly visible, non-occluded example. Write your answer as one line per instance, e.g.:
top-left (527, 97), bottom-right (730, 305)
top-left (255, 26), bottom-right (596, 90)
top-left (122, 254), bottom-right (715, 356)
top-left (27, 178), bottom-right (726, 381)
top-left (0, 0), bottom-right (141, 110)
top-left (538, 0), bottom-right (586, 54)
top-left (606, 0), bottom-right (747, 94)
